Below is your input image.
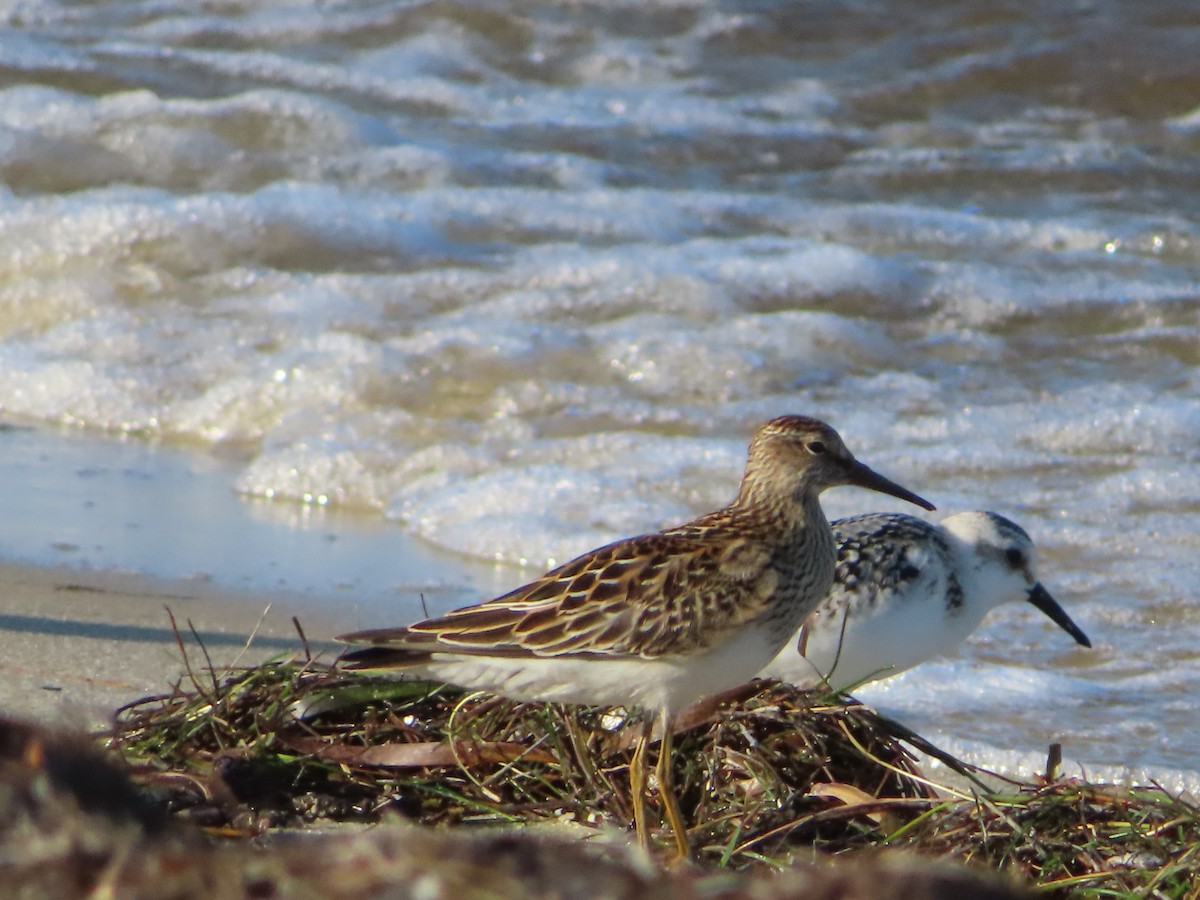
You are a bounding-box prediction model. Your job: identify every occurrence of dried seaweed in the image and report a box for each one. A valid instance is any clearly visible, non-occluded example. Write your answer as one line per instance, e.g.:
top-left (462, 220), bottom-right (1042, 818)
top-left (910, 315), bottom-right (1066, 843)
top-left (107, 638), bottom-right (1200, 896)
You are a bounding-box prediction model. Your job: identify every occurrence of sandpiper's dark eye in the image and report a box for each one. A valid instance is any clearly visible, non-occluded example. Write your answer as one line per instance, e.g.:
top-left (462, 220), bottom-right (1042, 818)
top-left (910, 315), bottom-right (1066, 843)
top-left (806, 441), bottom-right (827, 455)
top-left (1005, 548), bottom-right (1025, 568)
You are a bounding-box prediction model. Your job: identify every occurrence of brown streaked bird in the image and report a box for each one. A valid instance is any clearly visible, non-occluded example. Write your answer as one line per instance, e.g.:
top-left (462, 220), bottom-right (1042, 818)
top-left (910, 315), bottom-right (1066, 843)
top-left (338, 415), bottom-right (934, 856)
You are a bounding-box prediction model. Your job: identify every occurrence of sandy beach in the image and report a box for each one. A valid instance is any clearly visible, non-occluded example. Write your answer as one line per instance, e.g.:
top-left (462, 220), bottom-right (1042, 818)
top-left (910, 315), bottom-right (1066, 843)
top-left (0, 425), bottom-right (506, 731)
top-left (0, 562), bottom-right (340, 729)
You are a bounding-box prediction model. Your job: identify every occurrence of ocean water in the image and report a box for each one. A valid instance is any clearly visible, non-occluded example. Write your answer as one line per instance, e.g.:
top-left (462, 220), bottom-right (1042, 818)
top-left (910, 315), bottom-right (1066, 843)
top-left (0, 0), bottom-right (1197, 787)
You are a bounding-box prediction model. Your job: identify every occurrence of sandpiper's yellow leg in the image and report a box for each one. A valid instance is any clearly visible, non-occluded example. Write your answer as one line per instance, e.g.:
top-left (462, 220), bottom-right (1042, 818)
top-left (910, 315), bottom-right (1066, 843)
top-left (629, 716), bottom-right (654, 848)
top-left (657, 711), bottom-right (689, 858)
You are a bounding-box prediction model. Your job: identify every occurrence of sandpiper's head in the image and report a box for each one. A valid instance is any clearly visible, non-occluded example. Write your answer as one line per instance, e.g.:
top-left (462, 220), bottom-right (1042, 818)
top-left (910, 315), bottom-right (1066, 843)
top-left (740, 415), bottom-right (935, 511)
top-left (941, 511), bottom-right (1091, 647)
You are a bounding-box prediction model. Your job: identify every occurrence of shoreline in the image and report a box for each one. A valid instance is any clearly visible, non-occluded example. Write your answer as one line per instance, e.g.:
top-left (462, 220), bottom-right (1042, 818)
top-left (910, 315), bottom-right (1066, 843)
top-left (0, 423), bottom-right (513, 730)
top-left (0, 423), bottom-right (513, 632)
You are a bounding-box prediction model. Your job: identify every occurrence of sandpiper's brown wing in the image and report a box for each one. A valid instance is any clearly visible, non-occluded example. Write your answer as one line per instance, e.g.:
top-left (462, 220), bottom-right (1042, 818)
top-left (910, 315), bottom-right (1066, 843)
top-left (339, 526), bottom-right (779, 664)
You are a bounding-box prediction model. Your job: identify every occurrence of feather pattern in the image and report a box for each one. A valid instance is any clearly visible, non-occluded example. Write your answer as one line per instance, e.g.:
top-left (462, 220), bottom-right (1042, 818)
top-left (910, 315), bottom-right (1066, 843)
top-left (346, 518), bottom-right (792, 661)
top-left (338, 415), bottom-right (934, 699)
top-left (819, 513), bottom-right (963, 618)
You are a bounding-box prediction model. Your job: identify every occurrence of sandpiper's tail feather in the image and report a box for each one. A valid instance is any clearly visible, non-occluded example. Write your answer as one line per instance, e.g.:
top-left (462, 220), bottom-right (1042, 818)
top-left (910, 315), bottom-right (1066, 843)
top-left (337, 645), bottom-right (434, 670)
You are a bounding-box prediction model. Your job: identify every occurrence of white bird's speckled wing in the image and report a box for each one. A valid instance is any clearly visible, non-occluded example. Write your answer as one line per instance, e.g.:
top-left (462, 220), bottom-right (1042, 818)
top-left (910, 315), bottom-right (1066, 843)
top-left (814, 513), bottom-right (962, 619)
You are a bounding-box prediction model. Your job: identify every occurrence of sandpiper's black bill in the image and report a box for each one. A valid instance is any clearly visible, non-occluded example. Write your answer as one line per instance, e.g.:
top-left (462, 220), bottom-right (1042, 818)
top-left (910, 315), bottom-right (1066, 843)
top-left (846, 460), bottom-right (936, 512)
top-left (1026, 583), bottom-right (1092, 648)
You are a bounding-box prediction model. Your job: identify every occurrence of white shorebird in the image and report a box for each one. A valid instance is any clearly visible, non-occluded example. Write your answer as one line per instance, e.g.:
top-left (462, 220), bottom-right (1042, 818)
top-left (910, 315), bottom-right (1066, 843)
top-left (338, 415), bottom-right (934, 856)
top-left (761, 511), bottom-right (1091, 690)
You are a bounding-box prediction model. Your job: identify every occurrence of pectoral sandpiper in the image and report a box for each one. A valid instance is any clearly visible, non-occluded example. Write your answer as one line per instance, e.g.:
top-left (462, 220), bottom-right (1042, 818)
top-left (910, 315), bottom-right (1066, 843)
top-left (339, 415), bottom-right (934, 856)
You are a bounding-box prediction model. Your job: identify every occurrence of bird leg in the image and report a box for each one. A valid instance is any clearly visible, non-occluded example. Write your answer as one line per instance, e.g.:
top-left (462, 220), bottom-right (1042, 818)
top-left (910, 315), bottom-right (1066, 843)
top-left (629, 715), bottom-right (653, 849)
top-left (657, 709), bottom-right (689, 859)
top-left (630, 710), bottom-right (690, 857)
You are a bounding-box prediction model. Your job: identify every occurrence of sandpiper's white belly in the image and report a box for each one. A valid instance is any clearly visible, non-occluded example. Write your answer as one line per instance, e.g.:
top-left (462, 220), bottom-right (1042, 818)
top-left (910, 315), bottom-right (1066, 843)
top-left (416, 619), bottom-right (786, 715)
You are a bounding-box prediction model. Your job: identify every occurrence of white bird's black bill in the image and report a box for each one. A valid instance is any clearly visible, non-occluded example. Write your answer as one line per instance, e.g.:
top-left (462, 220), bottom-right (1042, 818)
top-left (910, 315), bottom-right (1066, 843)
top-left (1027, 583), bottom-right (1091, 648)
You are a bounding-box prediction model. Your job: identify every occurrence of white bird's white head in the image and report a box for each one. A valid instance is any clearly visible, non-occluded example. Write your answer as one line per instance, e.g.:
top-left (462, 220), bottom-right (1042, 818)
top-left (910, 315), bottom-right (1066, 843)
top-left (940, 511), bottom-right (1091, 648)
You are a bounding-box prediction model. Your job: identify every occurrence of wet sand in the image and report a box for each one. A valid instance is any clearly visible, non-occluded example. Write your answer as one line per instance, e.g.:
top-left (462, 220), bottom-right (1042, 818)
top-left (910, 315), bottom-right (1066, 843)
top-left (0, 562), bottom-right (339, 729)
